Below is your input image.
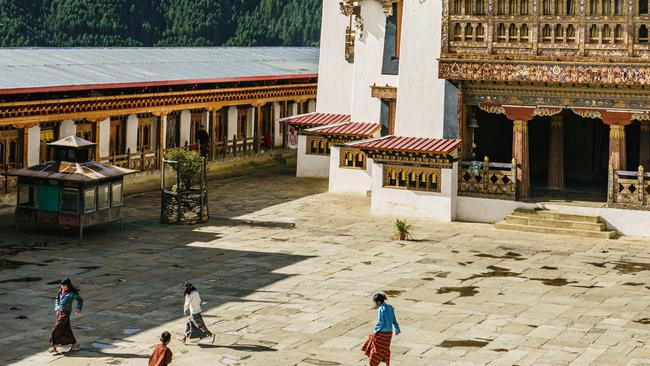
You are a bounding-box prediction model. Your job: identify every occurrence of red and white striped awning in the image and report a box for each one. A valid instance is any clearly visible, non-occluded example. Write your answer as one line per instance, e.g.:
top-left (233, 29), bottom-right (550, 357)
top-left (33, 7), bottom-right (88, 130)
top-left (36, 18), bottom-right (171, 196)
top-left (305, 122), bottom-right (380, 138)
top-left (349, 135), bottom-right (461, 155)
top-left (279, 112), bottom-right (351, 127)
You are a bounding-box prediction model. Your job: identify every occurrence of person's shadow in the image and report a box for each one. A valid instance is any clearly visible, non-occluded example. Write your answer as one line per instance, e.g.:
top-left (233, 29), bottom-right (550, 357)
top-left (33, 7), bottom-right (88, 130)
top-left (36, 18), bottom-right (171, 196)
top-left (197, 343), bottom-right (276, 352)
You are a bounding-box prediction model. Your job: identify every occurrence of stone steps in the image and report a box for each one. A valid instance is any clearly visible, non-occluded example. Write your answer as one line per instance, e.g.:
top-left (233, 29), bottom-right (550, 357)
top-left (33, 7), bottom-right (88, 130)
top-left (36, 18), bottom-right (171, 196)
top-left (495, 209), bottom-right (617, 239)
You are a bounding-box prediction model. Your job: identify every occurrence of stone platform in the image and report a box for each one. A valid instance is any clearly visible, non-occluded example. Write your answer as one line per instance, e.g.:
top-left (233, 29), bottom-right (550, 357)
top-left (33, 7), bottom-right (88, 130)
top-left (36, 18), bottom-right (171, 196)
top-left (1, 163), bottom-right (650, 365)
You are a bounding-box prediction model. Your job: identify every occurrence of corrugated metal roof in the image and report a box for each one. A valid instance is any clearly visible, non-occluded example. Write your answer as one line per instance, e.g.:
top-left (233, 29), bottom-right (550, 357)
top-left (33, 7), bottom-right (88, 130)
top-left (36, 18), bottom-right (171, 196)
top-left (48, 136), bottom-right (96, 148)
top-left (350, 136), bottom-right (462, 155)
top-left (279, 112), bottom-right (351, 127)
top-left (0, 47), bottom-right (319, 93)
top-left (305, 122), bottom-right (380, 137)
top-left (5, 160), bottom-right (135, 182)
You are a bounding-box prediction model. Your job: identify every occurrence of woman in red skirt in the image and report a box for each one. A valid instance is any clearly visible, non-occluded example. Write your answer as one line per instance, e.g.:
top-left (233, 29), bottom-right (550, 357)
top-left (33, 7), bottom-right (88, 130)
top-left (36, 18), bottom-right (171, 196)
top-left (362, 294), bottom-right (401, 366)
top-left (49, 278), bottom-right (83, 353)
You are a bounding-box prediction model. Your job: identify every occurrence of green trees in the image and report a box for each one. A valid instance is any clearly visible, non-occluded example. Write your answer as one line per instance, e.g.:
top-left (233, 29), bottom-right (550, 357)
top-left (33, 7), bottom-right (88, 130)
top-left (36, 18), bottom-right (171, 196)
top-left (227, 0), bottom-right (322, 46)
top-left (0, 0), bottom-right (321, 47)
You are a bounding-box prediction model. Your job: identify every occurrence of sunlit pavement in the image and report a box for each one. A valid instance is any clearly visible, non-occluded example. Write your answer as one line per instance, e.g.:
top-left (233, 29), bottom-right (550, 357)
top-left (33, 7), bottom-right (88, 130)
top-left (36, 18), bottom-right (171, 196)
top-left (2, 163), bottom-right (650, 365)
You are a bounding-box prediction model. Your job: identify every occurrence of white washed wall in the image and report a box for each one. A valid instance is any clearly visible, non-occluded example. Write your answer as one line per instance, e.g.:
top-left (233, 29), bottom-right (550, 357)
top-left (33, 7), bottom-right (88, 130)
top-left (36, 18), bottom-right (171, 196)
top-left (316, 1), bottom-right (354, 115)
top-left (59, 120), bottom-right (76, 139)
top-left (394, 0), bottom-right (446, 138)
top-left (328, 146), bottom-right (373, 194)
top-left (296, 135), bottom-right (330, 177)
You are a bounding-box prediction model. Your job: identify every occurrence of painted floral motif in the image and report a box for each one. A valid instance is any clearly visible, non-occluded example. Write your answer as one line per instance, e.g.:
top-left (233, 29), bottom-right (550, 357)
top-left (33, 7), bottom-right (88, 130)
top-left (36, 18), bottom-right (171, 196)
top-left (440, 61), bottom-right (650, 86)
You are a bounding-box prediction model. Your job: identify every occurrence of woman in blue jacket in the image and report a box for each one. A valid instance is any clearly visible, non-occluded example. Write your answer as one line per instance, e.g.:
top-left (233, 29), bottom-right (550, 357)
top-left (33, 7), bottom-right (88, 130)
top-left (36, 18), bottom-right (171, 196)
top-left (48, 278), bottom-right (83, 353)
top-left (362, 294), bottom-right (401, 366)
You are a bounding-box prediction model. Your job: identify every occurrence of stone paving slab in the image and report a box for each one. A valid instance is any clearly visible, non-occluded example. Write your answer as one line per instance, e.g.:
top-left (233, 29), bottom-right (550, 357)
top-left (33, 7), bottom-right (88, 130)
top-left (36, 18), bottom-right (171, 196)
top-left (2, 164), bottom-right (650, 365)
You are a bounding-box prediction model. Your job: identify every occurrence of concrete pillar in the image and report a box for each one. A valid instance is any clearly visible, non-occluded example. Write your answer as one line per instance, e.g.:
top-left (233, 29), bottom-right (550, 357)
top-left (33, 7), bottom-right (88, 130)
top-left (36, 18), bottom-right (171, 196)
top-left (308, 99), bottom-right (316, 113)
top-left (27, 124), bottom-right (41, 167)
top-left (640, 121), bottom-right (650, 170)
top-left (98, 118), bottom-right (111, 158)
top-left (180, 110), bottom-right (191, 147)
top-left (227, 107), bottom-right (238, 140)
top-left (609, 124), bottom-right (626, 170)
top-left (512, 119), bottom-right (530, 200)
top-left (59, 119), bottom-right (76, 138)
top-left (273, 102), bottom-right (282, 147)
top-left (291, 102), bottom-right (299, 116)
top-left (547, 115), bottom-right (565, 189)
top-left (126, 114), bottom-right (139, 152)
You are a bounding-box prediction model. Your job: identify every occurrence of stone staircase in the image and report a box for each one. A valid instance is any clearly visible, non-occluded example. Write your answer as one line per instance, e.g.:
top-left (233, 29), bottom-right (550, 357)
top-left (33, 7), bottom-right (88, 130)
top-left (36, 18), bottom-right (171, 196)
top-left (495, 209), bottom-right (618, 239)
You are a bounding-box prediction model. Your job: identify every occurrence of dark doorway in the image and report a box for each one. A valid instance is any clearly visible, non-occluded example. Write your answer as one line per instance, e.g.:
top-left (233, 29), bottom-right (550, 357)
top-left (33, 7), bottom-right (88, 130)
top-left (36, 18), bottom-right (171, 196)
top-left (473, 108), bottom-right (513, 163)
top-left (530, 111), bottom-right (609, 202)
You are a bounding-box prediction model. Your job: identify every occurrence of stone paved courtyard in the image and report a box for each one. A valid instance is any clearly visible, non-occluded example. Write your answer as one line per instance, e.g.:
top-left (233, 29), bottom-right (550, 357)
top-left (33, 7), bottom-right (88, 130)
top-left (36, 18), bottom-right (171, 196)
top-left (2, 162), bottom-right (650, 365)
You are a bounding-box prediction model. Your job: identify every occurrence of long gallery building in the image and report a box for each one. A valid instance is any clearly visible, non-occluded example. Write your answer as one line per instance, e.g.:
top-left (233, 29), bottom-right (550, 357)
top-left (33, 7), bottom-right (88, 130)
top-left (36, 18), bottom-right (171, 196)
top-left (0, 47), bottom-right (318, 199)
top-left (283, 0), bottom-right (650, 237)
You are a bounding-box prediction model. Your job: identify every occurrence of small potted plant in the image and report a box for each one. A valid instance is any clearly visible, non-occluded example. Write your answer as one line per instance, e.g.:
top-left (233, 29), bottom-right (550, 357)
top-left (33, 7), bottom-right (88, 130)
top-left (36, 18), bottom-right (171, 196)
top-left (393, 218), bottom-right (412, 240)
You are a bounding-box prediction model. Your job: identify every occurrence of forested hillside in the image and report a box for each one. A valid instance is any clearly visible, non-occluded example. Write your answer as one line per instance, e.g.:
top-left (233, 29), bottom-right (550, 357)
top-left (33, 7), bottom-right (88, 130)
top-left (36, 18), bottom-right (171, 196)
top-left (0, 0), bottom-right (321, 47)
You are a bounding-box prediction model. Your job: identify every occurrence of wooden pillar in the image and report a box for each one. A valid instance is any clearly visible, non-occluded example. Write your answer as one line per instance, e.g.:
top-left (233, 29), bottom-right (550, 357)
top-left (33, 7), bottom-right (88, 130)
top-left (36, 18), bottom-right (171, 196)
top-left (512, 119), bottom-right (530, 199)
top-left (157, 113), bottom-right (167, 168)
top-left (547, 114), bottom-right (565, 189)
top-left (609, 124), bottom-right (626, 171)
top-left (255, 105), bottom-right (262, 152)
top-left (640, 121), bottom-right (650, 170)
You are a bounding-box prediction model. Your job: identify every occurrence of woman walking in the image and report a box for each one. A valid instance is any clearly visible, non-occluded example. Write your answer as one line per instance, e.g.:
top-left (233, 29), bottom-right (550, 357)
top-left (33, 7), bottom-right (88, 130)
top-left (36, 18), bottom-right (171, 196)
top-left (49, 278), bottom-right (83, 353)
top-left (362, 294), bottom-right (401, 366)
top-left (180, 282), bottom-right (214, 344)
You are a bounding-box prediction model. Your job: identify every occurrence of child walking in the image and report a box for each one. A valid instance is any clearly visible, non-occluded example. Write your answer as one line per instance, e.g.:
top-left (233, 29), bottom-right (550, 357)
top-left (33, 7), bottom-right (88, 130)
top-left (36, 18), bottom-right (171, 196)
top-left (148, 331), bottom-right (173, 366)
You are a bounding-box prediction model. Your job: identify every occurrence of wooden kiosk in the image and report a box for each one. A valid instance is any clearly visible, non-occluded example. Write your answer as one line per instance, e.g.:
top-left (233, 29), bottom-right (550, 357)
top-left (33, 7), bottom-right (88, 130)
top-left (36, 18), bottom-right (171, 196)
top-left (5, 136), bottom-right (135, 239)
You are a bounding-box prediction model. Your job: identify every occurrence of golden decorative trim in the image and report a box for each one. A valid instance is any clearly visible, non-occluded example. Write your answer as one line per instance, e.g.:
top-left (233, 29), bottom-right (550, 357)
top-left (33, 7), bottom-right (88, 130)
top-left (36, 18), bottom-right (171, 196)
top-left (0, 84), bottom-right (317, 127)
top-left (478, 103), bottom-right (506, 115)
top-left (572, 109), bottom-right (602, 120)
top-left (513, 120), bottom-right (528, 132)
top-left (440, 60), bottom-right (650, 86)
top-left (533, 107), bottom-right (562, 117)
top-left (610, 124), bottom-right (626, 139)
top-left (370, 84), bottom-right (397, 99)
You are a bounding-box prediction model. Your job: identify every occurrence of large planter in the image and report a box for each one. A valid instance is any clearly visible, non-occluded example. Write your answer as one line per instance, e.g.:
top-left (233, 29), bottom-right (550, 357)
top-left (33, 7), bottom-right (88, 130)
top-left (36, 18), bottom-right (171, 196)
top-left (161, 190), bottom-right (209, 224)
top-left (160, 155), bottom-right (209, 225)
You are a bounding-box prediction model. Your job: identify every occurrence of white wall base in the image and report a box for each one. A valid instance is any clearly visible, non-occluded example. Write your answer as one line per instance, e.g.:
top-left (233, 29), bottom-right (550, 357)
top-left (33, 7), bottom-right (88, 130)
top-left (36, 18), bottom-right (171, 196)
top-left (328, 146), bottom-right (373, 194)
top-left (539, 203), bottom-right (650, 237)
top-left (296, 135), bottom-right (330, 177)
top-left (370, 163), bottom-right (457, 222)
top-left (455, 196), bottom-right (535, 223)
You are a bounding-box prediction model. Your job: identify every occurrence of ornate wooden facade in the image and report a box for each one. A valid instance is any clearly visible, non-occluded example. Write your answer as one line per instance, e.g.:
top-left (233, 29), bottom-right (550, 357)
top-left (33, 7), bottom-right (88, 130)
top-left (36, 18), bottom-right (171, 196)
top-left (440, 0), bottom-right (650, 208)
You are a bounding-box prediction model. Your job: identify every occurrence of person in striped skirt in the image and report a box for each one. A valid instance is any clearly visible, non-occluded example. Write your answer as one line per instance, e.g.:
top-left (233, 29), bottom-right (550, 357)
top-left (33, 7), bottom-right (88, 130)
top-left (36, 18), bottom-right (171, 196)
top-left (180, 282), bottom-right (215, 344)
top-left (362, 293), bottom-right (401, 366)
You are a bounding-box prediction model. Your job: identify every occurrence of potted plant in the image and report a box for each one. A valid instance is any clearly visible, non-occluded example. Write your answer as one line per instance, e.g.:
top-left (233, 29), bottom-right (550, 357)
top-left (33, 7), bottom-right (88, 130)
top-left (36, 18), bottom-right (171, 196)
top-left (393, 218), bottom-right (412, 240)
top-left (161, 148), bottom-right (208, 225)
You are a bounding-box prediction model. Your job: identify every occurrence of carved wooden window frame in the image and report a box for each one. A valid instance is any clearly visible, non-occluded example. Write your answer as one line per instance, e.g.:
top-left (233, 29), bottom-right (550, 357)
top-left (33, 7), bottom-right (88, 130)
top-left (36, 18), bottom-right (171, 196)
top-left (306, 136), bottom-right (331, 156)
top-left (339, 147), bottom-right (367, 169)
top-left (382, 165), bottom-right (442, 193)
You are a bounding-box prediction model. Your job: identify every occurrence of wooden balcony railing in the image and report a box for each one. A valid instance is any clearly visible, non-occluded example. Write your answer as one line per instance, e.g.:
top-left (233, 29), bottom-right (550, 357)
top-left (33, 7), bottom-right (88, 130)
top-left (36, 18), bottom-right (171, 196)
top-left (608, 165), bottom-right (650, 209)
top-left (458, 157), bottom-right (517, 200)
